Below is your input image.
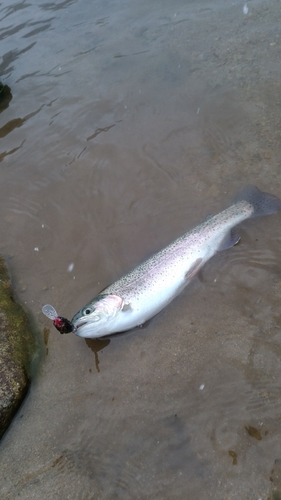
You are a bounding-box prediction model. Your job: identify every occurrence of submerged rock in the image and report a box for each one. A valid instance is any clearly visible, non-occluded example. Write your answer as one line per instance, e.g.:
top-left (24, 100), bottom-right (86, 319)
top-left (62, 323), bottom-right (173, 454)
top-left (0, 83), bottom-right (12, 112)
top-left (0, 256), bottom-right (37, 439)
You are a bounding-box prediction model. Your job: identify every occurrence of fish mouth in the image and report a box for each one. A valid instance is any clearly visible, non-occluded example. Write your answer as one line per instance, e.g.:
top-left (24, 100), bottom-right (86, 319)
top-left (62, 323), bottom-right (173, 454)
top-left (75, 321), bottom-right (88, 330)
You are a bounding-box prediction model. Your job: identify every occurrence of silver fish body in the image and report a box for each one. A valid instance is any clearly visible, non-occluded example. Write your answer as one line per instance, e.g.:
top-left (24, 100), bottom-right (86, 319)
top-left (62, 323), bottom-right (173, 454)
top-left (71, 185), bottom-right (281, 338)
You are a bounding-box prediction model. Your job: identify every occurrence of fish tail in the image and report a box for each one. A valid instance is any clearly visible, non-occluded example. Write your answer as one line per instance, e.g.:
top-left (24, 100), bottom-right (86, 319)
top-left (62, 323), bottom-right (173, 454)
top-left (234, 185), bottom-right (281, 217)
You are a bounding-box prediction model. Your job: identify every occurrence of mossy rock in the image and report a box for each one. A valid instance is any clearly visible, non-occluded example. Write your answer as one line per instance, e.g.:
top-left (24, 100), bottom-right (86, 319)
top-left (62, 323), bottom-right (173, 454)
top-left (0, 255), bottom-right (38, 439)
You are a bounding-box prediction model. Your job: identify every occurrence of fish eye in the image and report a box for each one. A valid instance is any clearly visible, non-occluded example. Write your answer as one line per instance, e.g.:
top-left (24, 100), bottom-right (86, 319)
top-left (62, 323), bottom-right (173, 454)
top-left (83, 307), bottom-right (92, 315)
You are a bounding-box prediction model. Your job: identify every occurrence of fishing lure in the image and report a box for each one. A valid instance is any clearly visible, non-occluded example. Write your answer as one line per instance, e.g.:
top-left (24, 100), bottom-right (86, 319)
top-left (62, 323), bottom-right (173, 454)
top-left (42, 304), bottom-right (74, 334)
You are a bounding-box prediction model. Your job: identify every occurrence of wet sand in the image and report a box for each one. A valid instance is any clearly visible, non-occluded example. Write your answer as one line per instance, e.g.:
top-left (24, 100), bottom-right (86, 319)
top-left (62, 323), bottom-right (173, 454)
top-left (1, 0), bottom-right (281, 498)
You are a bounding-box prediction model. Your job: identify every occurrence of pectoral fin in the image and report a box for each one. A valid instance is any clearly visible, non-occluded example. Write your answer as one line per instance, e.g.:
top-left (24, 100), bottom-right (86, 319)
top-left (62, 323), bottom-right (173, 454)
top-left (121, 301), bottom-right (131, 311)
top-left (185, 258), bottom-right (203, 280)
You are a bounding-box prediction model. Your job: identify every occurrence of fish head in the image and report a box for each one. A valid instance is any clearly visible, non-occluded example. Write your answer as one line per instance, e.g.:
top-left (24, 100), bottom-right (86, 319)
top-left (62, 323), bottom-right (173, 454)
top-left (71, 294), bottom-right (124, 338)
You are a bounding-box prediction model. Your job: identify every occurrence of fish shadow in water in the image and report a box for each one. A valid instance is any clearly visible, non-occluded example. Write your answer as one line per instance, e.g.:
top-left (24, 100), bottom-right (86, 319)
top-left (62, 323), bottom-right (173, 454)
top-left (85, 320), bottom-right (152, 372)
top-left (85, 338), bottom-right (110, 372)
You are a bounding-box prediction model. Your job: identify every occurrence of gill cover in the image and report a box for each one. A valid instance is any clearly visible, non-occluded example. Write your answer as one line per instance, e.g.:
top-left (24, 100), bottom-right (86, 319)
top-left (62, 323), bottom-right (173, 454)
top-left (83, 294), bottom-right (124, 318)
top-left (72, 293), bottom-right (125, 337)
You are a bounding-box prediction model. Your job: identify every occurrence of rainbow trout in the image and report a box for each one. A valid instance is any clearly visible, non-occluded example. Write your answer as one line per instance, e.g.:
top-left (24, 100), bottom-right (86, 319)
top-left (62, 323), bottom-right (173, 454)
top-left (43, 185), bottom-right (281, 338)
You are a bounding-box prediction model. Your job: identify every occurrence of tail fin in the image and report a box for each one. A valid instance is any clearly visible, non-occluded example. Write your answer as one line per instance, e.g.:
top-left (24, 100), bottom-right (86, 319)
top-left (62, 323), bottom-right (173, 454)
top-left (234, 185), bottom-right (281, 217)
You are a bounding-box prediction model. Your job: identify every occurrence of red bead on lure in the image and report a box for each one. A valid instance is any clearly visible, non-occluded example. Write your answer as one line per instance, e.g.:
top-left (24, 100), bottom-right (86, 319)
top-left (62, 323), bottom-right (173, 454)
top-left (42, 304), bottom-right (75, 334)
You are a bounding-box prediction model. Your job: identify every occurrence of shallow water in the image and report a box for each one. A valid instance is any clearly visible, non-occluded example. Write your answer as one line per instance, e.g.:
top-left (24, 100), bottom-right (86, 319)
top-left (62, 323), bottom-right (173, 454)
top-left (1, 0), bottom-right (281, 498)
